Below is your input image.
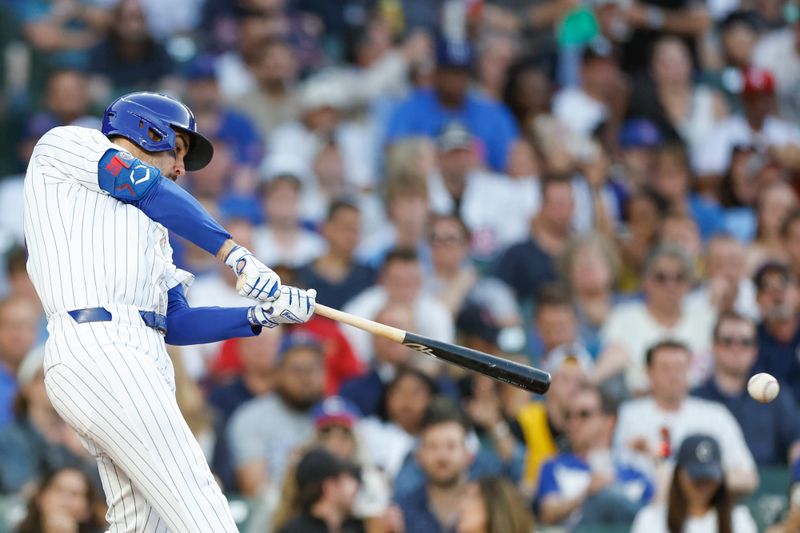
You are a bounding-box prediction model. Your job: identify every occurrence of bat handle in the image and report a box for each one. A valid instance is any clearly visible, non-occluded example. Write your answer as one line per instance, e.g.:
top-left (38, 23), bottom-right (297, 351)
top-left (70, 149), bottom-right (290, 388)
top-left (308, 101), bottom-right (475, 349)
top-left (314, 303), bottom-right (407, 344)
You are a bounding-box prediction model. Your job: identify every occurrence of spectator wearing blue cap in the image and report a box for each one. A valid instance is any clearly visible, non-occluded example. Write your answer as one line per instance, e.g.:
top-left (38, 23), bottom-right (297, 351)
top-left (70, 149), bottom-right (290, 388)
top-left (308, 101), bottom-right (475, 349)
top-left (386, 38), bottom-right (520, 173)
top-left (631, 434), bottom-right (757, 533)
top-left (618, 117), bottom-right (664, 190)
top-left (88, 0), bottom-right (174, 98)
top-left (226, 333), bottom-right (326, 497)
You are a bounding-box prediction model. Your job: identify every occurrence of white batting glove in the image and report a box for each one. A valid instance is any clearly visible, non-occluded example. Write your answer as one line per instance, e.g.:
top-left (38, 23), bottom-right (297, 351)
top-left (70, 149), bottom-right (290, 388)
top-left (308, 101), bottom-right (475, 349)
top-left (247, 287), bottom-right (317, 328)
top-left (224, 245), bottom-right (281, 302)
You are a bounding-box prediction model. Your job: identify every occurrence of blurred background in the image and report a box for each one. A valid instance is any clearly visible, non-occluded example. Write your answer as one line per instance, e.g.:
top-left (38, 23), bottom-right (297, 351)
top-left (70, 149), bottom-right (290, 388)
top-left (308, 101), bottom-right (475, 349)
top-left (2, 0), bottom-right (800, 531)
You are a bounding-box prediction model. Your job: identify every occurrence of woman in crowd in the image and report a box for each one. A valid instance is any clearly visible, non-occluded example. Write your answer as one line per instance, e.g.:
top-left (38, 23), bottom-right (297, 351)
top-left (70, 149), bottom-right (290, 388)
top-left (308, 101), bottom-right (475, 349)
top-left (745, 180), bottom-right (798, 274)
top-left (631, 434), bottom-right (756, 533)
top-left (15, 467), bottom-right (106, 533)
top-left (456, 475), bottom-right (535, 533)
top-left (560, 231), bottom-right (620, 357)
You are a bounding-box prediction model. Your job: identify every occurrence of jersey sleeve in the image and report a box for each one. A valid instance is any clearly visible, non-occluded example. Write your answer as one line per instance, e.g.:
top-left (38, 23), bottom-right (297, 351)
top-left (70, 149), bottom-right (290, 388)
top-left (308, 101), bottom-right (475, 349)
top-left (31, 126), bottom-right (118, 194)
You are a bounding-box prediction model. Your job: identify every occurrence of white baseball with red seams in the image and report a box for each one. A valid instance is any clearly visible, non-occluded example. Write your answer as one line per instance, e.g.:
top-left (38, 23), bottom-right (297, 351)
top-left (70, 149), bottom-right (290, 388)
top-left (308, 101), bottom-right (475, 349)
top-left (747, 372), bottom-right (780, 403)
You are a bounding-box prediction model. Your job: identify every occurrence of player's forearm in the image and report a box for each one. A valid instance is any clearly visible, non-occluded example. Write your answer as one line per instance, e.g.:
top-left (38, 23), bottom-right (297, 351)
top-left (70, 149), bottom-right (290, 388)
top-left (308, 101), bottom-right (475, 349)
top-left (164, 285), bottom-right (259, 345)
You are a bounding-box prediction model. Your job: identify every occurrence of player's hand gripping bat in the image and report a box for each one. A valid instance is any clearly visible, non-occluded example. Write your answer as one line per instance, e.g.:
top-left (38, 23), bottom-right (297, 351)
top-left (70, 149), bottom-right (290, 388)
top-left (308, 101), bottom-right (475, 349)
top-left (314, 303), bottom-right (551, 394)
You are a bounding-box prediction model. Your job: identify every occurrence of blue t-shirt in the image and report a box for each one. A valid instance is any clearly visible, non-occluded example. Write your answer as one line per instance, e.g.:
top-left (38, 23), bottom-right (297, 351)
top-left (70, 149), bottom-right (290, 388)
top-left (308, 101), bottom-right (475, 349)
top-left (386, 89), bottom-right (519, 171)
top-left (0, 364), bottom-right (16, 429)
top-left (693, 377), bottom-right (800, 466)
top-left (755, 322), bottom-right (800, 405)
top-left (537, 453), bottom-right (654, 517)
top-left (395, 486), bottom-right (456, 533)
top-left (688, 194), bottom-right (725, 242)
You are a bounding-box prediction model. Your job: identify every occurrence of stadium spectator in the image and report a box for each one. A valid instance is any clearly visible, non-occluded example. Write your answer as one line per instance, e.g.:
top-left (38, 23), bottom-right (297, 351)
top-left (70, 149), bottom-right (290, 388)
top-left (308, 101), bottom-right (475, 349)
top-left (659, 213), bottom-right (704, 276)
top-left (343, 248), bottom-right (454, 365)
top-left (502, 58), bottom-right (553, 133)
top-left (782, 208), bottom-right (800, 283)
top-left (0, 347), bottom-right (96, 495)
top-left (616, 188), bottom-right (669, 293)
top-left (14, 0), bottom-right (111, 69)
top-left (360, 367), bottom-right (438, 483)
top-left (537, 383), bottom-right (653, 528)
top-left (532, 284), bottom-right (589, 362)
top-left (427, 122), bottom-right (538, 261)
top-left (752, 9), bottom-right (800, 123)
top-left (252, 167), bottom-right (325, 269)
top-left (517, 349), bottom-right (591, 490)
top-left (687, 234), bottom-right (759, 320)
top-left (628, 36), bottom-right (727, 156)
top-left (595, 244), bottom-right (714, 392)
top-left (495, 173), bottom-right (574, 305)
top-left (560, 232), bottom-right (620, 356)
top-left (617, 118), bottom-right (664, 191)
top-left (426, 213), bottom-right (520, 324)
top-left (695, 66), bottom-right (800, 177)
top-left (456, 475), bottom-right (535, 533)
top-left (752, 262), bottom-right (800, 403)
top-left (296, 199), bottom-right (376, 310)
top-left (631, 434), bottom-right (757, 533)
top-left (386, 38), bottom-right (519, 173)
top-left (226, 333), bottom-right (325, 497)
top-left (14, 466), bottom-right (106, 533)
top-left (0, 296), bottom-right (40, 429)
top-left (745, 180), bottom-right (798, 273)
top-left (275, 447), bottom-right (365, 533)
top-left (88, 0), bottom-right (174, 98)
top-left (228, 38), bottom-right (300, 140)
top-left (552, 38), bottom-right (621, 137)
top-left (694, 312), bottom-right (800, 466)
top-left (395, 401), bottom-right (473, 532)
top-left (34, 69), bottom-right (99, 130)
top-left (614, 340), bottom-right (758, 496)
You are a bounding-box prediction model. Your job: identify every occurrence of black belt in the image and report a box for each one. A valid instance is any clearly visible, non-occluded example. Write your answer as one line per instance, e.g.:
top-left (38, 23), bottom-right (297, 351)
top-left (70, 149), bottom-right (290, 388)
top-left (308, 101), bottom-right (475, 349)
top-left (67, 307), bottom-right (167, 334)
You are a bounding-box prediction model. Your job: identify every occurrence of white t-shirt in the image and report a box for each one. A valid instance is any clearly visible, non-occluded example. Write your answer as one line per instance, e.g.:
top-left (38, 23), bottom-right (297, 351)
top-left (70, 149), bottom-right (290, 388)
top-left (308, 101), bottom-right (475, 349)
top-left (252, 225), bottom-right (326, 269)
top-left (342, 286), bottom-right (455, 364)
top-left (632, 503), bottom-right (757, 533)
top-left (692, 114), bottom-right (800, 175)
top-left (552, 87), bottom-right (608, 137)
top-left (614, 397), bottom-right (756, 478)
top-left (753, 29), bottom-right (800, 124)
top-left (600, 299), bottom-right (715, 392)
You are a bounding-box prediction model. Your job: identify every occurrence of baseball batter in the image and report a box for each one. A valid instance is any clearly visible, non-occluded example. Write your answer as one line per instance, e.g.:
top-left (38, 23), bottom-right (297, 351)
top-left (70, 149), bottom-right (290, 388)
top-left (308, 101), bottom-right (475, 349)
top-left (23, 92), bottom-right (316, 532)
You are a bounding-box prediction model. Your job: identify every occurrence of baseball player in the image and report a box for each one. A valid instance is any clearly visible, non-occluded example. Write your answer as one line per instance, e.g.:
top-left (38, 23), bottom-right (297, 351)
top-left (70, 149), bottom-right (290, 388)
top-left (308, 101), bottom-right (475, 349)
top-left (23, 92), bottom-right (316, 532)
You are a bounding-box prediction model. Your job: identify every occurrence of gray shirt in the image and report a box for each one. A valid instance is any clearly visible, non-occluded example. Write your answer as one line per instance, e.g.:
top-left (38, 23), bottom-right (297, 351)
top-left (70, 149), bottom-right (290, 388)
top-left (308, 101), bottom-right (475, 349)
top-left (226, 394), bottom-right (314, 487)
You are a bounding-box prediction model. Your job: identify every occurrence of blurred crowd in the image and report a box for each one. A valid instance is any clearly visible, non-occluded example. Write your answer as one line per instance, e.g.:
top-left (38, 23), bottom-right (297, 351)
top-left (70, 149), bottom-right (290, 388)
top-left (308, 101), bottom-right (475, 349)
top-left (5, 0), bottom-right (800, 531)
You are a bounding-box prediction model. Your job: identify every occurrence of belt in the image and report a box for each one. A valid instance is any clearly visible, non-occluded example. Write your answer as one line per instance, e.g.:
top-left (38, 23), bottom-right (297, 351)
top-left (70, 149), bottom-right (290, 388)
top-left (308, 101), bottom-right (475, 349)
top-left (67, 307), bottom-right (167, 335)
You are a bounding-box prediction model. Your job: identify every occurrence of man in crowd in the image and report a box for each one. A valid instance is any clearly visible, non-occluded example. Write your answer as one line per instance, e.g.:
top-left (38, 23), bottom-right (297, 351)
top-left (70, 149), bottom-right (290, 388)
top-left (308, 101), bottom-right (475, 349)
top-left (614, 340), bottom-right (757, 496)
top-left (0, 296), bottom-right (40, 429)
top-left (752, 262), bottom-right (800, 403)
top-left (495, 173), bottom-right (575, 306)
top-left (395, 402), bottom-right (473, 532)
top-left (386, 39), bottom-right (519, 173)
top-left (227, 333), bottom-right (325, 496)
top-left (538, 383), bottom-right (653, 528)
top-left (277, 447), bottom-right (364, 533)
top-left (694, 312), bottom-right (800, 466)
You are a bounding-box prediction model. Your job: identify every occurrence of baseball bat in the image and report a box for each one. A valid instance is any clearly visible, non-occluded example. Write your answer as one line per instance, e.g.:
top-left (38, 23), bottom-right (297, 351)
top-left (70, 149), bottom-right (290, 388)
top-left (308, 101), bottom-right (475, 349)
top-left (314, 303), bottom-right (551, 394)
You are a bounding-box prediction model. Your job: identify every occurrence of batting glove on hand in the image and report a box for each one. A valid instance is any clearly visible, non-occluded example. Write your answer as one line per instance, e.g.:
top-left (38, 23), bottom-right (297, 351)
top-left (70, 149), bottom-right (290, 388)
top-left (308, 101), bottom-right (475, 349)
top-left (224, 245), bottom-right (281, 302)
top-left (247, 287), bottom-right (317, 328)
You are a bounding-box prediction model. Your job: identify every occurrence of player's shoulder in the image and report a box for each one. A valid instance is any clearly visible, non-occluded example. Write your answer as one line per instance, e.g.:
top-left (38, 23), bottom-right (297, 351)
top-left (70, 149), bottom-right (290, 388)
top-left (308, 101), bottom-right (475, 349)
top-left (37, 125), bottom-right (110, 150)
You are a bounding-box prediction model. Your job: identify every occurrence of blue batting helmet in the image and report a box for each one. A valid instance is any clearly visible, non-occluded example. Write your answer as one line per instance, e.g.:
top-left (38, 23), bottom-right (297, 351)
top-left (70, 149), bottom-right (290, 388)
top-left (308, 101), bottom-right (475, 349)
top-left (101, 92), bottom-right (214, 171)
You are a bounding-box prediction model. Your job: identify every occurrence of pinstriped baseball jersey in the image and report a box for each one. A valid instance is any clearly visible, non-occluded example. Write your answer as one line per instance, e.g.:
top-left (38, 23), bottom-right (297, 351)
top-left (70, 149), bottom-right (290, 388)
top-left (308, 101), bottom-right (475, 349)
top-left (23, 125), bottom-right (239, 533)
top-left (24, 125), bottom-right (191, 318)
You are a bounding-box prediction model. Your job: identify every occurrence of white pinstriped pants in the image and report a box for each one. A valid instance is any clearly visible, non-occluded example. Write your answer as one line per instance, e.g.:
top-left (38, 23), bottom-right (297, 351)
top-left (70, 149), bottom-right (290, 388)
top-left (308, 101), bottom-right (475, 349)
top-left (43, 307), bottom-right (238, 533)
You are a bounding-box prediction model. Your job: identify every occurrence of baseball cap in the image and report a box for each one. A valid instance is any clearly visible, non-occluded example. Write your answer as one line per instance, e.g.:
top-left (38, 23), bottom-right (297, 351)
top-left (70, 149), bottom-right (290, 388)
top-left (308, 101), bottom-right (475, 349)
top-left (676, 434), bottom-right (723, 482)
top-left (184, 54), bottom-right (217, 81)
top-left (542, 343), bottom-right (594, 375)
top-left (311, 396), bottom-right (362, 429)
top-left (295, 447), bottom-right (360, 489)
top-left (17, 346), bottom-right (45, 388)
top-left (456, 304), bottom-right (500, 346)
top-left (298, 72), bottom-right (351, 111)
top-left (753, 261), bottom-right (792, 292)
top-left (260, 153), bottom-right (309, 185)
top-left (582, 37), bottom-right (614, 62)
top-left (619, 118), bottom-right (663, 149)
top-left (437, 122), bottom-right (474, 153)
top-left (276, 332), bottom-right (325, 364)
top-left (436, 38), bottom-right (474, 69)
top-left (741, 66), bottom-right (775, 96)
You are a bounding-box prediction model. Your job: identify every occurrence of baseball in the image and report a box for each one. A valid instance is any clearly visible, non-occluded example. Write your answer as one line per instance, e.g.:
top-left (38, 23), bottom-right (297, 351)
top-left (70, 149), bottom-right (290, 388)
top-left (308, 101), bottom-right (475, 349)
top-left (747, 373), bottom-right (780, 403)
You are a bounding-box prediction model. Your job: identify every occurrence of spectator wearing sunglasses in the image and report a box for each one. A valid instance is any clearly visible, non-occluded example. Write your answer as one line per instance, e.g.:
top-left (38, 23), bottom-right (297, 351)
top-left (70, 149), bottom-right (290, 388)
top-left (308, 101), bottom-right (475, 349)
top-left (537, 382), bottom-right (653, 529)
top-left (594, 244), bottom-right (715, 394)
top-left (693, 312), bottom-right (800, 467)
